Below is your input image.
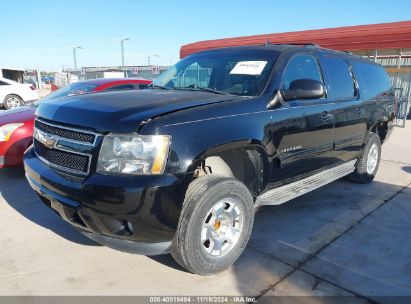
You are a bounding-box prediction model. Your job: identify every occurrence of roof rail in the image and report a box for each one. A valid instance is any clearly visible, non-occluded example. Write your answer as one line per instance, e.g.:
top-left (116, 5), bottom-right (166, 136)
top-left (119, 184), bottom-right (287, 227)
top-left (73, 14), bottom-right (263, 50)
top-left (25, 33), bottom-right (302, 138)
top-left (289, 43), bottom-right (320, 48)
top-left (341, 50), bottom-right (354, 55)
top-left (264, 40), bottom-right (320, 48)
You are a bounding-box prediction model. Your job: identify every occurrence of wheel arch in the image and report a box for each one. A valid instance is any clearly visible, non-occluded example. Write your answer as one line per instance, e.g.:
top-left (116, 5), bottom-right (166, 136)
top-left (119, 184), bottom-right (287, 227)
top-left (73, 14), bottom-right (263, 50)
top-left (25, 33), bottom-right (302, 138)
top-left (185, 140), bottom-right (269, 197)
top-left (368, 120), bottom-right (389, 144)
top-left (4, 93), bottom-right (23, 100)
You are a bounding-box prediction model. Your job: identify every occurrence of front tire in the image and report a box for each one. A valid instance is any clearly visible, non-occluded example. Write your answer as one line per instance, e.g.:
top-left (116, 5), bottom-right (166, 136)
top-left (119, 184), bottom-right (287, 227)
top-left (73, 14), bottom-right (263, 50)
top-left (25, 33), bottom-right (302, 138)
top-left (348, 133), bottom-right (381, 184)
top-left (172, 175), bottom-right (254, 275)
top-left (4, 94), bottom-right (23, 109)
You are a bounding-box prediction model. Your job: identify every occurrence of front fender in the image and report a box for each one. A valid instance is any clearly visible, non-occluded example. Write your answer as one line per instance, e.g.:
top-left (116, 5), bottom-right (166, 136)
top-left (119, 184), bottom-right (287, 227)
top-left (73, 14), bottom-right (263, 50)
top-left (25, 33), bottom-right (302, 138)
top-left (159, 111), bottom-right (271, 174)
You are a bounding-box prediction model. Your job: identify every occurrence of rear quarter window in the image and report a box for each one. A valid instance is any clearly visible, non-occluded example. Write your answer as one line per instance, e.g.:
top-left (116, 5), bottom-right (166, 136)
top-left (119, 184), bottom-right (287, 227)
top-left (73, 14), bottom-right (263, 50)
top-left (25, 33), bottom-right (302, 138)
top-left (352, 61), bottom-right (391, 99)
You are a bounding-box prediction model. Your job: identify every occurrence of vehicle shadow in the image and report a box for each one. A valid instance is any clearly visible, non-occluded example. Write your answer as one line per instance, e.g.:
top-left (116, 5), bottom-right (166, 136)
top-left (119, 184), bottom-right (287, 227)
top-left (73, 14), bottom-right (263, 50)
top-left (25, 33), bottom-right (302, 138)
top-left (0, 166), bottom-right (99, 246)
top-left (230, 177), bottom-right (411, 297)
top-left (148, 254), bottom-right (189, 273)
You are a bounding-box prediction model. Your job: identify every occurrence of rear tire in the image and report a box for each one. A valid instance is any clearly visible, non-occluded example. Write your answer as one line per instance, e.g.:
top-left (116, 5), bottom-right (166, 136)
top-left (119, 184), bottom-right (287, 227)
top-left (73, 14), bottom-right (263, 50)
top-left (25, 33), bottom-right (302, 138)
top-left (171, 175), bottom-right (254, 275)
top-left (348, 133), bottom-right (381, 184)
top-left (4, 94), bottom-right (23, 109)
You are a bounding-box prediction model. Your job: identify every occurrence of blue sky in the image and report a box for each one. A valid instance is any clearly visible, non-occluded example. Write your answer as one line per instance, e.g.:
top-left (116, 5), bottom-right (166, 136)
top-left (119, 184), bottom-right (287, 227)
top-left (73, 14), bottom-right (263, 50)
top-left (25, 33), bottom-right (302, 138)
top-left (1, 0), bottom-right (410, 71)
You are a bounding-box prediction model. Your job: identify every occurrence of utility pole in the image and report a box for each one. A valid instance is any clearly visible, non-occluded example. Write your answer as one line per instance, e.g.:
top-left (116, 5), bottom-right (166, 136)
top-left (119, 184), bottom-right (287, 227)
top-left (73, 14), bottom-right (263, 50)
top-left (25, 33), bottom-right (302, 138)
top-left (121, 37), bottom-right (130, 78)
top-left (73, 46), bottom-right (82, 69)
top-left (121, 37), bottom-right (130, 66)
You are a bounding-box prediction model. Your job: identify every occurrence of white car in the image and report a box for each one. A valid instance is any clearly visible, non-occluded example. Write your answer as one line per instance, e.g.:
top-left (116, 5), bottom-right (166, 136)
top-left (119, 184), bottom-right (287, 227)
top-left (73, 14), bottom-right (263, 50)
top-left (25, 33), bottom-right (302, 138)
top-left (0, 77), bottom-right (39, 109)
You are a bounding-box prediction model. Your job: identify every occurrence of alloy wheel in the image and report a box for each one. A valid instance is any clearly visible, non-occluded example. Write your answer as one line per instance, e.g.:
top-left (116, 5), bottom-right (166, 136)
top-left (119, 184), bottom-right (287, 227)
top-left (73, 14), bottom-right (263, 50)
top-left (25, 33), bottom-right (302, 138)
top-left (367, 143), bottom-right (379, 174)
top-left (201, 198), bottom-right (244, 257)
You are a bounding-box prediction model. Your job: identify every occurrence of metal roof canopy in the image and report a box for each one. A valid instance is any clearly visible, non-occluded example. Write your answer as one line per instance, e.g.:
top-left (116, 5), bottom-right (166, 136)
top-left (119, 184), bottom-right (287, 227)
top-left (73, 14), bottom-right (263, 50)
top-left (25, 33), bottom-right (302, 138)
top-left (180, 20), bottom-right (411, 58)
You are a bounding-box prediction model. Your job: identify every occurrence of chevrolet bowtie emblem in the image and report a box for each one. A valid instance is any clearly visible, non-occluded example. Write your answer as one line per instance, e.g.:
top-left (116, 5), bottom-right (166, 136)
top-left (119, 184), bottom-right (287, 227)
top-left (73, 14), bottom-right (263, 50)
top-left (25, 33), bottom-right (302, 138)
top-left (35, 129), bottom-right (57, 149)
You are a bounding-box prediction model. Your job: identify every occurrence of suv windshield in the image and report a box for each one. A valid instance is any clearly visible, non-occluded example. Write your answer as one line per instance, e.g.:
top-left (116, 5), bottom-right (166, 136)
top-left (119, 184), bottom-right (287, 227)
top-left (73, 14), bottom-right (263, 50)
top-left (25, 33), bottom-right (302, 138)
top-left (154, 49), bottom-right (278, 96)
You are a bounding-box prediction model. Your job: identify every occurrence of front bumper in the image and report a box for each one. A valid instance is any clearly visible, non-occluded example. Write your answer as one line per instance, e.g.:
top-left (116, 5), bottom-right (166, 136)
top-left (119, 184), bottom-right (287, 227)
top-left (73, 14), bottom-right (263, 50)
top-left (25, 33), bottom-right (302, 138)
top-left (24, 147), bottom-right (188, 255)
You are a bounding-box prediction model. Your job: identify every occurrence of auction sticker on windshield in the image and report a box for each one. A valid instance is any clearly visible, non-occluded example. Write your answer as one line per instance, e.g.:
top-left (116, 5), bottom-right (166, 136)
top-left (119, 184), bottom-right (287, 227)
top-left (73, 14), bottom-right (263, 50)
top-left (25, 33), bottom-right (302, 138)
top-left (230, 61), bottom-right (267, 75)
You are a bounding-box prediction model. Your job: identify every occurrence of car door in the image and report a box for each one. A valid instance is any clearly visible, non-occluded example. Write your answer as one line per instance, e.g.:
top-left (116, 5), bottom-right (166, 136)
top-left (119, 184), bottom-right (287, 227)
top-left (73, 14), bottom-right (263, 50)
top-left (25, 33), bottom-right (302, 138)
top-left (269, 53), bottom-right (335, 183)
top-left (318, 53), bottom-right (367, 161)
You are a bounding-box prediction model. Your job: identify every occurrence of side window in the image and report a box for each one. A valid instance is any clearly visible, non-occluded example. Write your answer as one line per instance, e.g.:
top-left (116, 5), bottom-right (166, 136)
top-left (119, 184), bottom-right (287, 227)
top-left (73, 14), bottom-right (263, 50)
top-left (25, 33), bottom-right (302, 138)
top-left (138, 84), bottom-right (149, 90)
top-left (352, 61), bottom-right (391, 99)
top-left (106, 84), bottom-right (135, 91)
top-left (321, 56), bottom-right (357, 99)
top-left (282, 54), bottom-right (323, 90)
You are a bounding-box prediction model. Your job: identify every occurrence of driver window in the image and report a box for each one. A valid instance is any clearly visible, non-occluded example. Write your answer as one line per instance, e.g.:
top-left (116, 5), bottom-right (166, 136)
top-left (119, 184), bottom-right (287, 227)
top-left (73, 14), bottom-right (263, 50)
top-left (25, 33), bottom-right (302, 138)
top-left (282, 55), bottom-right (323, 90)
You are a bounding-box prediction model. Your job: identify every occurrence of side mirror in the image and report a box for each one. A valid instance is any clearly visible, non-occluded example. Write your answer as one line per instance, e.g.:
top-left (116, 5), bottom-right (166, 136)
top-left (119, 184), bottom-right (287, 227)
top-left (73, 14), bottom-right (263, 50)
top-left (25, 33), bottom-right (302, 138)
top-left (281, 79), bottom-right (325, 101)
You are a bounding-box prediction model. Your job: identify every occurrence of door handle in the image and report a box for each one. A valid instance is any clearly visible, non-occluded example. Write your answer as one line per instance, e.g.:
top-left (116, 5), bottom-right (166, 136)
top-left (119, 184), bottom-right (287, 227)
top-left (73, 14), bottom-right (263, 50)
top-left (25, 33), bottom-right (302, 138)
top-left (320, 112), bottom-right (333, 120)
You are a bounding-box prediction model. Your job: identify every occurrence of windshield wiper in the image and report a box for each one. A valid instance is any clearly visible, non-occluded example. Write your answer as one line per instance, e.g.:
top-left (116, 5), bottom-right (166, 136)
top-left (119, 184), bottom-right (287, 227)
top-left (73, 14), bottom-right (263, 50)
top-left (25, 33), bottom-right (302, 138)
top-left (177, 86), bottom-right (229, 95)
top-left (149, 84), bottom-right (172, 90)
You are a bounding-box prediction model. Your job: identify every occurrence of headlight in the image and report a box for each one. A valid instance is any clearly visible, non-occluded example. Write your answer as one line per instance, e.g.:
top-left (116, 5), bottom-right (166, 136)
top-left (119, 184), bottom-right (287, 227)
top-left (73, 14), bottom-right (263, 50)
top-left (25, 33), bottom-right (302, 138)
top-left (97, 134), bottom-right (171, 175)
top-left (0, 123), bottom-right (24, 142)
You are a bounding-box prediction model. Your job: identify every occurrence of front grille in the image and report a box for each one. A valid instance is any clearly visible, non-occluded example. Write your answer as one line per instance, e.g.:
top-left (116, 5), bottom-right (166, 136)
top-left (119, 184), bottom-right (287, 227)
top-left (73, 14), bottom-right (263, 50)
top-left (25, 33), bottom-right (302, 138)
top-left (34, 139), bottom-right (90, 174)
top-left (35, 120), bottom-right (95, 144)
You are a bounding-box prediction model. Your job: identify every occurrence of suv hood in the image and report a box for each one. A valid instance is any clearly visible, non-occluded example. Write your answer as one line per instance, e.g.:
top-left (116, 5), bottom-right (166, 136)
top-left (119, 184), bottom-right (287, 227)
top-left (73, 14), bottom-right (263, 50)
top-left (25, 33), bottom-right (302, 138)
top-left (36, 89), bottom-right (241, 133)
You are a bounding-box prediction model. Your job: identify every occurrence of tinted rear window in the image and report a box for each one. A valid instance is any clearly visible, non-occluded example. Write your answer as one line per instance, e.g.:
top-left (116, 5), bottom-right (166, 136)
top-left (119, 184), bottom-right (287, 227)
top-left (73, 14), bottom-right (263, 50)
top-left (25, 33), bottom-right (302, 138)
top-left (105, 84), bottom-right (135, 91)
top-left (352, 61), bottom-right (391, 99)
top-left (321, 56), bottom-right (356, 99)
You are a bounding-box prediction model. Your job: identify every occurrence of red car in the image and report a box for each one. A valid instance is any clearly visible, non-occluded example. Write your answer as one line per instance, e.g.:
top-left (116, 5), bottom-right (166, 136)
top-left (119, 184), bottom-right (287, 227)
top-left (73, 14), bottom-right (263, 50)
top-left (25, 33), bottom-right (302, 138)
top-left (0, 78), bottom-right (152, 168)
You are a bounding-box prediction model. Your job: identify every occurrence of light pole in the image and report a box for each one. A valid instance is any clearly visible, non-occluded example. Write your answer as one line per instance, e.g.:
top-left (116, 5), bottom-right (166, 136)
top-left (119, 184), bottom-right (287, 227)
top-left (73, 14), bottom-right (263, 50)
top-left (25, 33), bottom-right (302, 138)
top-left (73, 46), bottom-right (82, 69)
top-left (121, 37), bottom-right (130, 78)
top-left (121, 37), bottom-right (130, 67)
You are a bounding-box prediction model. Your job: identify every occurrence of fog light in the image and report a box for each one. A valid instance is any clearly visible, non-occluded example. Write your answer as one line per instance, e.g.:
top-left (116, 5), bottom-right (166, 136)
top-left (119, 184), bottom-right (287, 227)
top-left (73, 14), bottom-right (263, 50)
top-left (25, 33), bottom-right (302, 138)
top-left (100, 217), bottom-right (134, 236)
top-left (103, 218), bottom-right (125, 234)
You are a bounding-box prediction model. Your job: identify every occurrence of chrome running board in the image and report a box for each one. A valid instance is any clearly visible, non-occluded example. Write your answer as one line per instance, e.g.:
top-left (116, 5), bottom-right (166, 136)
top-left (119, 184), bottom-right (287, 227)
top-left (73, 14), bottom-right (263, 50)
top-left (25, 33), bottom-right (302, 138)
top-left (255, 160), bottom-right (357, 207)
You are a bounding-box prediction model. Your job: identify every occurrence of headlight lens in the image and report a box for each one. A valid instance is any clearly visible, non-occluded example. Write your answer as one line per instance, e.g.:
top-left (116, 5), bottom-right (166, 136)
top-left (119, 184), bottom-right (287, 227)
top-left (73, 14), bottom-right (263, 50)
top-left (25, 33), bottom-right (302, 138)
top-left (97, 134), bottom-right (170, 175)
top-left (0, 123), bottom-right (24, 142)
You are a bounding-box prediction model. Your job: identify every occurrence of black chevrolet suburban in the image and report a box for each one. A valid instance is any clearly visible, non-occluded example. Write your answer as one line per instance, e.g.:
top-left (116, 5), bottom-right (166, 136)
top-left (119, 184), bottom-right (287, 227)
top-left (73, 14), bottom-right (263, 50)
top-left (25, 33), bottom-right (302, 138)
top-left (24, 44), bottom-right (395, 275)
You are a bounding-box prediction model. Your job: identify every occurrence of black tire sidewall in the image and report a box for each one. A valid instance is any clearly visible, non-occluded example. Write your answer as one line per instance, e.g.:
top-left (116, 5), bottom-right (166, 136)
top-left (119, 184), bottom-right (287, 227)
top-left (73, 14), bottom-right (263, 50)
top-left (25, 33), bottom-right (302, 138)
top-left (353, 133), bottom-right (381, 182)
top-left (176, 177), bottom-right (254, 275)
